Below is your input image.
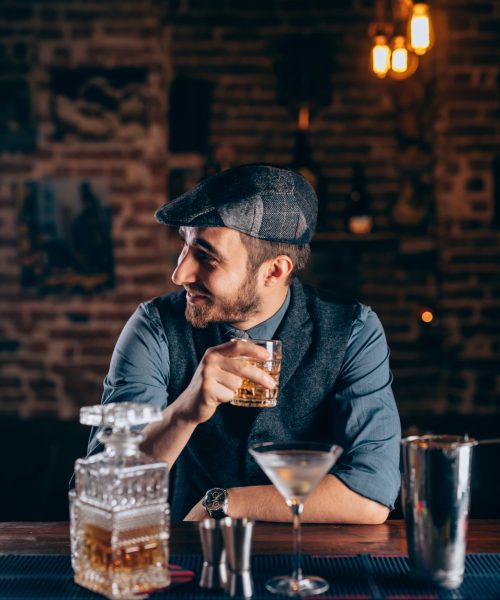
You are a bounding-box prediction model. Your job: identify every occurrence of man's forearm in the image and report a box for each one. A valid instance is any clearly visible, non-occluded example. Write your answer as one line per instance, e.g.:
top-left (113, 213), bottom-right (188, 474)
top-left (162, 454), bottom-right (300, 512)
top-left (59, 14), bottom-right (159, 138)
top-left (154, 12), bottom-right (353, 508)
top-left (140, 339), bottom-right (277, 466)
top-left (140, 400), bottom-right (197, 467)
top-left (227, 474), bottom-right (389, 525)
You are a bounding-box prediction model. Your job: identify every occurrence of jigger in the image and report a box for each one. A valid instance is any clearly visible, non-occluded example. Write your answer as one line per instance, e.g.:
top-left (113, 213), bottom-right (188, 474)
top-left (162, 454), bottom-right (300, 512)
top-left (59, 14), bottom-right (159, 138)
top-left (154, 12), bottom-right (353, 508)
top-left (220, 517), bottom-right (255, 598)
top-left (198, 518), bottom-right (227, 589)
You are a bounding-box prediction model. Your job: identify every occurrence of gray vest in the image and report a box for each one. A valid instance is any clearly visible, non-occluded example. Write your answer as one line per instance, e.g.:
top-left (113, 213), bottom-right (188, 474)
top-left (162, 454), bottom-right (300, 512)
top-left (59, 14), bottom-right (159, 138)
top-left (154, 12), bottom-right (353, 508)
top-left (155, 279), bottom-right (358, 520)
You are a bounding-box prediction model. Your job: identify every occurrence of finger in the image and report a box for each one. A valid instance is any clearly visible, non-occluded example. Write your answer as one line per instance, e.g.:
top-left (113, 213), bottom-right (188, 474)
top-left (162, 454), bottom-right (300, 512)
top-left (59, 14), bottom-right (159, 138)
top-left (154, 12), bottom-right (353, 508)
top-left (213, 370), bottom-right (243, 396)
top-left (208, 378), bottom-right (241, 404)
top-left (221, 358), bottom-right (277, 389)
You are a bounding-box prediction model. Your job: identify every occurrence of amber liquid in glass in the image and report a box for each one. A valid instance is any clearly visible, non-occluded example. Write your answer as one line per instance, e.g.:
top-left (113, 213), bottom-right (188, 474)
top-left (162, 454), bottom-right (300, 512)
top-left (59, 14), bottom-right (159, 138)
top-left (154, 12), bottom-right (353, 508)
top-left (231, 360), bottom-right (281, 408)
top-left (76, 523), bottom-right (169, 595)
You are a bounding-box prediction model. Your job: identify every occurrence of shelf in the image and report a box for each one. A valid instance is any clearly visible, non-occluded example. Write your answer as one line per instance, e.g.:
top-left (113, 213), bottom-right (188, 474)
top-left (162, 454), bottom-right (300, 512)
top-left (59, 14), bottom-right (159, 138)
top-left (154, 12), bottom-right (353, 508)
top-left (313, 231), bottom-right (399, 243)
top-left (311, 231), bottom-right (437, 255)
top-left (168, 152), bottom-right (205, 169)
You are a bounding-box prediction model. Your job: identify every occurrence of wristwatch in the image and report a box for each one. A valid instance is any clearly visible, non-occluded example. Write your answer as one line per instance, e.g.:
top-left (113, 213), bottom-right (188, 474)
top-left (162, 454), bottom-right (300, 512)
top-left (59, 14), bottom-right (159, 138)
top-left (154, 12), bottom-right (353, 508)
top-left (202, 487), bottom-right (229, 520)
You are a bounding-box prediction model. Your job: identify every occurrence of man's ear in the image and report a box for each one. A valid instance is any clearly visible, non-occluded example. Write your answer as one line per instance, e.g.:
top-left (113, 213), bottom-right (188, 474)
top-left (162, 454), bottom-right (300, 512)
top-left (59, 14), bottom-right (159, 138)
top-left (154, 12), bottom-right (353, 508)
top-left (262, 255), bottom-right (294, 286)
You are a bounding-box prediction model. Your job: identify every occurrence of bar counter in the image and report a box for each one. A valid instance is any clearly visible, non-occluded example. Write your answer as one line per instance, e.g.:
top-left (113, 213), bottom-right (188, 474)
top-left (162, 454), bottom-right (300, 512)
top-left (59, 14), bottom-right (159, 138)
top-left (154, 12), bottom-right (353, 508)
top-left (1, 520), bottom-right (499, 555)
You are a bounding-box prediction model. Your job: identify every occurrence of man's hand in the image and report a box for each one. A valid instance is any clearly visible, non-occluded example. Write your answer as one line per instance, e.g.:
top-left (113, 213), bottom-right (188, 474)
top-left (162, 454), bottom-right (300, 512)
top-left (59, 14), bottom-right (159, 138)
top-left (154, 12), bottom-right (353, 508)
top-left (183, 498), bottom-right (208, 521)
top-left (141, 340), bottom-right (276, 468)
top-left (174, 339), bottom-right (276, 425)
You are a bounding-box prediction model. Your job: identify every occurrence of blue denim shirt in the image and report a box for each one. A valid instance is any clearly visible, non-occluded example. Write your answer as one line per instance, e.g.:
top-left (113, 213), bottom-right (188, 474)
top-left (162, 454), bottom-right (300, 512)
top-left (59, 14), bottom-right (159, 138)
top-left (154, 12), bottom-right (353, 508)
top-left (96, 288), bottom-right (400, 510)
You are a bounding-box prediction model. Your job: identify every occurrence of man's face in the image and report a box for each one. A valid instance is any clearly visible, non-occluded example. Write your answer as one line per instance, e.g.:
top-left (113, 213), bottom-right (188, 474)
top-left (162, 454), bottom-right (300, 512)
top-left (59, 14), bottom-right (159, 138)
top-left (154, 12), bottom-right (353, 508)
top-left (172, 227), bottom-right (263, 328)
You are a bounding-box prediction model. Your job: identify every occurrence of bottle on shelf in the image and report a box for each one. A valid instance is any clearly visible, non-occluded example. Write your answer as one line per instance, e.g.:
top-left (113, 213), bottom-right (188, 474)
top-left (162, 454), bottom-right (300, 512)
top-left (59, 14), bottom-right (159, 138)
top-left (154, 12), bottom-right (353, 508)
top-left (70, 403), bottom-right (171, 599)
top-left (291, 106), bottom-right (327, 230)
top-left (344, 163), bottom-right (374, 235)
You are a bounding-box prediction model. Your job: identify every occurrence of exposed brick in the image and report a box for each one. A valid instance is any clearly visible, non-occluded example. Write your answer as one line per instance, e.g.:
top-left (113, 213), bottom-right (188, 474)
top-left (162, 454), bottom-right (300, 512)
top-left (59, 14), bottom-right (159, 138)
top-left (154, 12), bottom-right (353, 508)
top-left (0, 0), bottom-right (498, 421)
top-left (80, 346), bottom-right (115, 357)
top-left (50, 330), bottom-right (113, 341)
top-left (24, 341), bottom-right (48, 353)
top-left (64, 380), bottom-right (102, 400)
top-left (131, 273), bottom-right (167, 286)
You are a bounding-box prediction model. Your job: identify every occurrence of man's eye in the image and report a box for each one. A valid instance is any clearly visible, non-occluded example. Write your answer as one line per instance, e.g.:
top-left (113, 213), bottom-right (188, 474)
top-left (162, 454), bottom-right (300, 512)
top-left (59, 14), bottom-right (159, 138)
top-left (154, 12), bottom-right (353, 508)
top-left (196, 250), bottom-right (216, 264)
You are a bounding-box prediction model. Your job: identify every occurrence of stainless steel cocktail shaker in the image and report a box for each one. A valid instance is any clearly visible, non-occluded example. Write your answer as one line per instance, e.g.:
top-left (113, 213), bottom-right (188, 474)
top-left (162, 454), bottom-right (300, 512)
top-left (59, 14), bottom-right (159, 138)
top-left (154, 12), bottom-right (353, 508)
top-left (401, 435), bottom-right (477, 589)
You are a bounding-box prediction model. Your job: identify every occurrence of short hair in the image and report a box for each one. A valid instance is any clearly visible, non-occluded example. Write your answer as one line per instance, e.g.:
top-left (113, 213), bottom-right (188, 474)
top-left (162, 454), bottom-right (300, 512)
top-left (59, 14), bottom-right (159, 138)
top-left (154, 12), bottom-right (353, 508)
top-left (239, 232), bottom-right (310, 284)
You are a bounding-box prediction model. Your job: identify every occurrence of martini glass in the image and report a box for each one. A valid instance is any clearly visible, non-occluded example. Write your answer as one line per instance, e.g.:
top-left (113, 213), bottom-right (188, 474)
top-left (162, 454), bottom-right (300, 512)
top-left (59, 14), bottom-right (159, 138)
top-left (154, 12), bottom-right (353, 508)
top-left (249, 441), bottom-right (343, 596)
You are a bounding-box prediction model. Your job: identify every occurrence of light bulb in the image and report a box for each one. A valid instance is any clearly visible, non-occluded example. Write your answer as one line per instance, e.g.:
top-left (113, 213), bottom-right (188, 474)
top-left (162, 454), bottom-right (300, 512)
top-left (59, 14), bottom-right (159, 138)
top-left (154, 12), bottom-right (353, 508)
top-left (420, 309), bottom-right (434, 324)
top-left (388, 36), bottom-right (419, 80)
top-left (409, 2), bottom-right (434, 55)
top-left (391, 36), bottom-right (408, 73)
top-left (371, 34), bottom-right (391, 78)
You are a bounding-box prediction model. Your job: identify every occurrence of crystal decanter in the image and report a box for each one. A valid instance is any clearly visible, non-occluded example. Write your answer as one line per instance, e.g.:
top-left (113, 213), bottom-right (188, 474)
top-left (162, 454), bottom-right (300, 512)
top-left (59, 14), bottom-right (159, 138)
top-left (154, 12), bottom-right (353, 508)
top-left (70, 403), bottom-right (171, 599)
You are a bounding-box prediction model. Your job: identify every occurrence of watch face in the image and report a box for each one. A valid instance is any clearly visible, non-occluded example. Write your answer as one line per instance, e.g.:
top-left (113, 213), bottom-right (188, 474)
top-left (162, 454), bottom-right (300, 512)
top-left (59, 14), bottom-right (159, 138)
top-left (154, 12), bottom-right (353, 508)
top-left (204, 488), bottom-right (227, 516)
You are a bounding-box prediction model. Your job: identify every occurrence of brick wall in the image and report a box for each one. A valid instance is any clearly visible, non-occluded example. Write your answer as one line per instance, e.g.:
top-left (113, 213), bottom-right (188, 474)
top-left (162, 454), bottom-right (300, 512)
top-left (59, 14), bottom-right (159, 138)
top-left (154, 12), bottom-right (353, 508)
top-left (0, 0), bottom-right (499, 420)
top-left (433, 0), bottom-right (500, 413)
top-left (0, 0), bottom-right (175, 418)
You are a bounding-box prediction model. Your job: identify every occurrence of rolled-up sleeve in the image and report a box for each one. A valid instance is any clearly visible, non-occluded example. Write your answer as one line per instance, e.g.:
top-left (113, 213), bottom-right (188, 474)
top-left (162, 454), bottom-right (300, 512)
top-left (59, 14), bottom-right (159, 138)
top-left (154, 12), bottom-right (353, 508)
top-left (87, 300), bottom-right (170, 455)
top-left (330, 305), bottom-right (401, 510)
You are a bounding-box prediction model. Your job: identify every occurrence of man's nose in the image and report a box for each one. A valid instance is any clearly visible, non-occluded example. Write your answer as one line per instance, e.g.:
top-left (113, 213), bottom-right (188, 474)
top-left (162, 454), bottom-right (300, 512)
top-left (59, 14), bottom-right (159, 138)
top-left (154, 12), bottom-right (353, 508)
top-left (171, 247), bottom-right (198, 286)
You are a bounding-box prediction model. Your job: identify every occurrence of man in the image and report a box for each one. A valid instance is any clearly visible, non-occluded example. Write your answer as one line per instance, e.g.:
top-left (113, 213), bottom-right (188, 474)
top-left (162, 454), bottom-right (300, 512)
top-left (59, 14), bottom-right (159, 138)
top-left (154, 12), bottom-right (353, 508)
top-left (88, 164), bottom-right (401, 523)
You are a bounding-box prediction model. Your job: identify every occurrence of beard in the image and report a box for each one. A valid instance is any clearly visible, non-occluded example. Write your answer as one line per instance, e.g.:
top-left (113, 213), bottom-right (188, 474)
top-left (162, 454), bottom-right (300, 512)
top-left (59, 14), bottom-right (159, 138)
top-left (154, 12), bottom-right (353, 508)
top-left (185, 276), bottom-right (262, 328)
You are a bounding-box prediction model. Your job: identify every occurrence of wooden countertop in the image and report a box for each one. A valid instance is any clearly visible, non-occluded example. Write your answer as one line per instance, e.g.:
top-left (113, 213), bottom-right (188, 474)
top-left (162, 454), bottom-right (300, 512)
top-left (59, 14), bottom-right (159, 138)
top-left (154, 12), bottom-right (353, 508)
top-left (1, 520), bottom-right (499, 556)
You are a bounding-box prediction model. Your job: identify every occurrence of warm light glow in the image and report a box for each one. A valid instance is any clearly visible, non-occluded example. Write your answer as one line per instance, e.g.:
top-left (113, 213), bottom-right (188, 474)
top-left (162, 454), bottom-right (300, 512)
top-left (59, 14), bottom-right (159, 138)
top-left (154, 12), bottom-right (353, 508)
top-left (298, 106), bottom-right (310, 131)
top-left (421, 310), bottom-right (434, 323)
top-left (368, 0), bottom-right (435, 79)
top-left (348, 215), bottom-right (374, 235)
top-left (391, 36), bottom-right (408, 73)
top-left (409, 2), bottom-right (433, 55)
top-left (371, 35), bottom-right (391, 78)
top-left (392, 48), bottom-right (408, 72)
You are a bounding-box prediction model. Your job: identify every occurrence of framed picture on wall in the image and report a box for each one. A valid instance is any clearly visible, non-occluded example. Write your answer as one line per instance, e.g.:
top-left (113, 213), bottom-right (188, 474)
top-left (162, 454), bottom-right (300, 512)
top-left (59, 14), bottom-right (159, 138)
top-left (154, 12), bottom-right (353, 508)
top-left (14, 179), bottom-right (114, 295)
top-left (51, 67), bottom-right (148, 142)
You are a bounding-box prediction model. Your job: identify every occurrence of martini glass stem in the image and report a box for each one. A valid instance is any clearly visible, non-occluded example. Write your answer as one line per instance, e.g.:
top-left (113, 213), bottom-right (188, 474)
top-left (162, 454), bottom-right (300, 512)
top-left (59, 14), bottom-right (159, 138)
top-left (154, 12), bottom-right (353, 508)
top-left (291, 500), bottom-right (304, 588)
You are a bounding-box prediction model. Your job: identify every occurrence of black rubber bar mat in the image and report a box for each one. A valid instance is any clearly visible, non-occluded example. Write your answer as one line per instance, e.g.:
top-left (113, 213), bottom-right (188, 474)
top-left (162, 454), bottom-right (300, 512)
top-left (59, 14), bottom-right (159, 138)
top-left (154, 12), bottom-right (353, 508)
top-left (0, 553), bottom-right (499, 599)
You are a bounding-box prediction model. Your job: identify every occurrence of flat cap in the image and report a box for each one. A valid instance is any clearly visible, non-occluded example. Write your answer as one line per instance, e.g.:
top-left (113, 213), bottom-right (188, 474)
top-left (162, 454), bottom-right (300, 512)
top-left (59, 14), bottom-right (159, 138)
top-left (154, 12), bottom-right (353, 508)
top-left (155, 163), bottom-right (317, 244)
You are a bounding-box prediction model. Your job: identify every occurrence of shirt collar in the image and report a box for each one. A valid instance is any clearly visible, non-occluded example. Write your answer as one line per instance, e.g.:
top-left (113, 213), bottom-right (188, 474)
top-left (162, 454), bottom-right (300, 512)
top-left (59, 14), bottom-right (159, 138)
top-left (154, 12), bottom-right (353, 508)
top-left (221, 287), bottom-right (291, 341)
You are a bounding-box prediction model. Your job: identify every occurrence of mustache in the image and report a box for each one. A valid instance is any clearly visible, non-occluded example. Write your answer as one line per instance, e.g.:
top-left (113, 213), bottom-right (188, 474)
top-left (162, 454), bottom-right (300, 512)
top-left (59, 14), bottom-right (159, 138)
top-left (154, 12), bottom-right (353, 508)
top-left (184, 285), bottom-right (211, 297)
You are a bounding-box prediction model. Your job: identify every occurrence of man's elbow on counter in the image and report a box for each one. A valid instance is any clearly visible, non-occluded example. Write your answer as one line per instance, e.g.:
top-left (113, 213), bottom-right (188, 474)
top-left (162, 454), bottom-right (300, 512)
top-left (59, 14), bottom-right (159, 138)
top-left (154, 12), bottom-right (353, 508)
top-left (333, 498), bottom-right (390, 525)
top-left (360, 501), bottom-right (390, 525)
top-left (318, 499), bottom-right (390, 524)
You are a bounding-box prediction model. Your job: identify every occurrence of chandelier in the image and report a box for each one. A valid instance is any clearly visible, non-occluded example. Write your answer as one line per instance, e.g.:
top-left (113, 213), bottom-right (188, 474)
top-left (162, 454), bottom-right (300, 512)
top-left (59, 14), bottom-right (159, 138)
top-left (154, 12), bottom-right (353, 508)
top-left (369, 0), bottom-right (434, 80)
